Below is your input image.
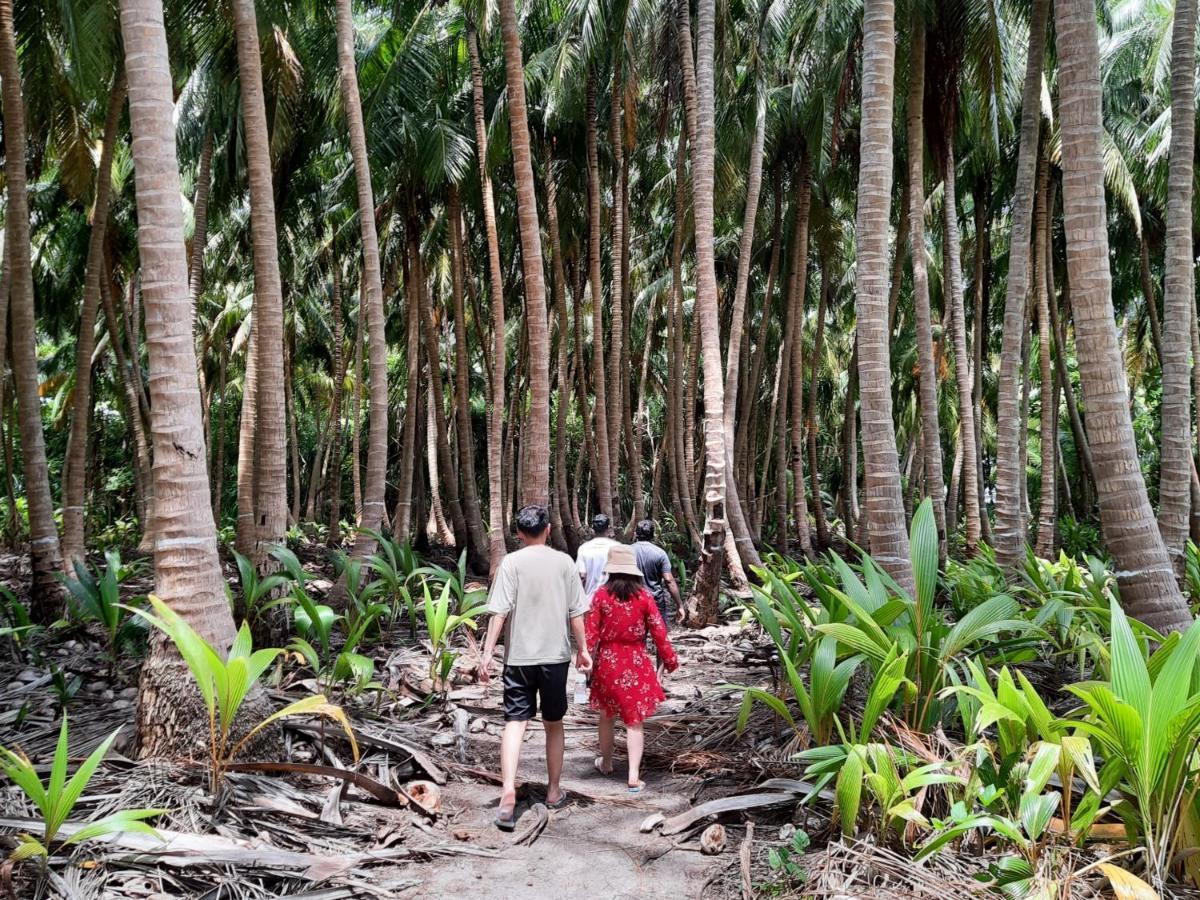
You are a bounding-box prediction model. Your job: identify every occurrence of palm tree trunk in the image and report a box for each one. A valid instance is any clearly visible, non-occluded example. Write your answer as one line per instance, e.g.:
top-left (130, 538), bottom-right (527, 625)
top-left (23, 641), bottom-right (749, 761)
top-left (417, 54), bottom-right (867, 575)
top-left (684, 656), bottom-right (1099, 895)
top-left (188, 132), bottom-right (214, 307)
top-left (497, 0), bottom-right (550, 509)
top-left (788, 164), bottom-right (814, 558)
top-left (466, 24), bottom-right (508, 569)
top-left (545, 153), bottom-right (576, 545)
top-left (1054, 0), bottom-right (1192, 633)
top-left (335, 0), bottom-right (387, 573)
top-left (972, 186), bottom-right (994, 544)
top-left (1034, 154), bottom-right (1057, 558)
top-left (324, 264), bottom-right (347, 543)
top-left (584, 73), bottom-right (615, 519)
top-left (607, 66), bottom-right (627, 515)
top-left (286, 337), bottom-right (302, 526)
top-left (855, 0), bottom-right (913, 595)
top-left (1157, 0), bottom-right (1197, 575)
top-left (0, 0), bottom-right (65, 618)
top-left (681, 0), bottom-right (729, 624)
top-left (807, 263), bottom-right (831, 550)
top-left (351, 300), bottom-right (363, 524)
top-left (449, 186), bottom-right (490, 569)
top-left (63, 73), bottom-right (127, 566)
top-left (233, 0), bottom-right (287, 566)
top-left (905, 18), bottom-right (947, 549)
top-left (119, 0), bottom-right (246, 756)
top-left (394, 232), bottom-right (423, 542)
top-left (234, 316), bottom-right (259, 556)
top-left (940, 119), bottom-right (981, 553)
top-left (994, 0), bottom-right (1050, 566)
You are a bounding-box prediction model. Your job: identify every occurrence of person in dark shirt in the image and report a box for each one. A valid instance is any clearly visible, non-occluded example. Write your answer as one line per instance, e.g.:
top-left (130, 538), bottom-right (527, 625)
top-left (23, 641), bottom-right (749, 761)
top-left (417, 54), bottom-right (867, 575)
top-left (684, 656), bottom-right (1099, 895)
top-left (630, 520), bottom-right (683, 626)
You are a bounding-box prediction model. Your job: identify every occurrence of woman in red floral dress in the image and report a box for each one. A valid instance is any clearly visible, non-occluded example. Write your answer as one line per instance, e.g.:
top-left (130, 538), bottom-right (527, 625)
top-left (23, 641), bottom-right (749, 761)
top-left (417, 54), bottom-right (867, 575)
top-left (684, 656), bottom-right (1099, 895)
top-left (585, 545), bottom-right (679, 792)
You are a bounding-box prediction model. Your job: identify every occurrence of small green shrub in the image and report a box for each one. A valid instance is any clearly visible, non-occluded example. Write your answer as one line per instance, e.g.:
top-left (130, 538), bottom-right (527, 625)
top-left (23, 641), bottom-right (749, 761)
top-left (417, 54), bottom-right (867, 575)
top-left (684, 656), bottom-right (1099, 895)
top-left (58, 550), bottom-right (147, 672)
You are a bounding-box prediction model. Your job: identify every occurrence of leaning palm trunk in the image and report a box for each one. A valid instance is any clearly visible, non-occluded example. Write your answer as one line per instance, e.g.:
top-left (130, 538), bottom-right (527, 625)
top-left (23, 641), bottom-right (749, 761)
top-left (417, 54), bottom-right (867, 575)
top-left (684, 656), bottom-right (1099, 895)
top-left (1157, 0), bottom-right (1197, 575)
top-left (994, 0), bottom-right (1050, 566)
top-left (1054, 0), bottom-right (1192, 634)
top-left (0, 0), bottom-right (65, 619)
top-left (334, 0), bottom-right (388, 581)
top-left (62, 74), bottom-right (127, 567)
top-left (118, 0), bottom-right (245, 756)
top-left (905, 19), bottom-right (947, 550)
top-left (680, 0), bottom-right (728, 625)
top-left (466, 23), bottom-right (508, 569)
top-left (498, 0), bottom-right (550, 509)
top-left (854, 0), bottom-right (913, 595)
top-left (234, 317), bottom-right (258, 558)
top-left (233, 0), bottom-right (287, 568)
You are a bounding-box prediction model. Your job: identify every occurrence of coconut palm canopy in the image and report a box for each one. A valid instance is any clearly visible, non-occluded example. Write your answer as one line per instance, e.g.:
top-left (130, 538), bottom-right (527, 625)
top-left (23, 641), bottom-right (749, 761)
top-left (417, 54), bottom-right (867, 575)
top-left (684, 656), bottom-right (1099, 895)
top-left (3, 0), bottom-right (1200, 890)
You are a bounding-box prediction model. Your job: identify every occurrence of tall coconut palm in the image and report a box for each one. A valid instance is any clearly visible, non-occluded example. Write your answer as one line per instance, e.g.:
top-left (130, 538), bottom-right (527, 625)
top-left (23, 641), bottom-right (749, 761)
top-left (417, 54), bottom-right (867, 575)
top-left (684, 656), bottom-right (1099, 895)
top-left (232, 0), bottom-right (287, 567)
top-left (1034, 154), bottom-right (1057, 559)
top-left (117, 0), bottom-right (240, 755)
top-left (993, 0), bottom-right (1049, 566)
top-left (0, 0), bottom-right (65, 620)
top-left (854, 0), bottom-right (913, 595)
top-left (680, 0), bottom-right (729, 624)
top-left (62, 73), bottom-right (127, 567)
top-left (466, 20), bottom-right (508, 568)
top-left (497, 0), bottom-right (550, 509)
top-left (1053, 0), bottom-right (1191, 633)
top-left (1157, 0), bottom-right (1197, 575)
top-left (334, 0), bottom-right (388, 572)
top-left (904, 17), bottom-right (947, 548)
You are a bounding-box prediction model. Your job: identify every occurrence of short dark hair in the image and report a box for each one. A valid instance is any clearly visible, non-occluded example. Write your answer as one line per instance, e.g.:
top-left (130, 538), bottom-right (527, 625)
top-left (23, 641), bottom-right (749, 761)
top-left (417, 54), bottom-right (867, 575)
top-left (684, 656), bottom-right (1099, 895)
top-left (592, 513), bottom-right (611, 535)
top-left (635, 519), bottom-right (655, 541)
top-left (515, 505), bottom-right (551, 537)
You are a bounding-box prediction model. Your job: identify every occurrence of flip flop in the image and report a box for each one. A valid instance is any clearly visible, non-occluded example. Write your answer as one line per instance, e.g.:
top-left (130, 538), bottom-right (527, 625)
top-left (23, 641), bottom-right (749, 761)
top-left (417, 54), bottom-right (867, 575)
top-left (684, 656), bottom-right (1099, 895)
top-left (494, 805), bottom-right (517, 831)
top-left (628, 781), bottom-right (646, 794)
top-left (594, 756), bottom-right (614, 776)
top-left (546, 791), bottom-right (570, 810)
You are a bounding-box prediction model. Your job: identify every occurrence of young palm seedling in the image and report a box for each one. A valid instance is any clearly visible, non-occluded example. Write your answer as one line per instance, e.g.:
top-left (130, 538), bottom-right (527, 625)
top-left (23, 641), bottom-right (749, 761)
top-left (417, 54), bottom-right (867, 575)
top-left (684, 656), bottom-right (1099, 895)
top-left (0, 716), bottom-right (162, 867)
top-left (131, 595), bottom-right (358, 792)
top-left (423, 579), bottom-right (485, 692)
top-left (58, 549), bottom-right (147, 675)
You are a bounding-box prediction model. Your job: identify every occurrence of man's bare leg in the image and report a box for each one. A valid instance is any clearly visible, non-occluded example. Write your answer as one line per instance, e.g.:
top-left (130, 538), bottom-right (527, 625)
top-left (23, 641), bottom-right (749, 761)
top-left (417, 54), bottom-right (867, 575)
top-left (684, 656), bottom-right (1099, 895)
top-left (499, 720), bottom-right (528, 814)
top-left (544, 719), bottom-right (565, 804)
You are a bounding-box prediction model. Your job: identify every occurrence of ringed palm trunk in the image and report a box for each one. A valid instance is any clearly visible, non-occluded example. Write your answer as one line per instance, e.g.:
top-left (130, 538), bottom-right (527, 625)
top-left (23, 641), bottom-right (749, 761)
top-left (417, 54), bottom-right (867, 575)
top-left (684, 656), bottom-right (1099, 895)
top-left (721, 93), bottom-right (766, 572)
top-left (807, 263), bottom-right (831, 550)
top-left (940, 119), bottom-right (981, 553)
top-left (393, 234), bottom-right (423, 541)
top-left (607, 67), bottom-right (627, 514)
top-left (788, 172), bottom-right (814, 559)
top-left (0, 0), bottom-right (65, 619)
top-left (854, 0), bottom-right (913, 595)
top-left (1034, 154), bottom-right (1057, 559)
top-left (234, 319), bottom-right (258, 557)
top-left (62, 73), bottom-right (127, 567)
top-left (466, 23), bottom-right (508, 569)
top-left (994, 0), bottom-right (1050, 566)
top-left (585, 73), bottom-right (615, 519)
top-left (233, 0), bottom-right (287, 567)
top-left (324, 265), bottom-right (347, 544)
top-left (497, 0), bottom-right (550, 509)
top-left (119, 0), bottom-right (245, 756)
top-left (905, 19), bottom-right (947, 549)
top-left (335, 0), bottom-right (388, 575)
top-left (680, 0), bottom-right (728, 625)
top-left (1157, 0), bottom-right (1197, 575)
top-left (1054, 0), bottom-right (1191, 634)
top-left (545, 153), bottom-right (576, 546)
top-left (449, 186), bottom-right (491, 570)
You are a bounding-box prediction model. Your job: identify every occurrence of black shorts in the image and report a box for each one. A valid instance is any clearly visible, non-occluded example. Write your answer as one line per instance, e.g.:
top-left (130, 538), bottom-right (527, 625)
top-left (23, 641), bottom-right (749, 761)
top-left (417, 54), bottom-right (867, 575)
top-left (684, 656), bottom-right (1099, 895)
top-left (503, 662), bottom-right (569, 722)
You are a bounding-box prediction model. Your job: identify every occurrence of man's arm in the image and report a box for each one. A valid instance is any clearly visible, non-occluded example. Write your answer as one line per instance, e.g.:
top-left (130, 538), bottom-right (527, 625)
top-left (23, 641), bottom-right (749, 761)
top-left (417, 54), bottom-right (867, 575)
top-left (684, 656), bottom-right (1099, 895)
top-left (664, 571), bottom-right (684, 618)
top-left (478, 613), bottom-right (507, 683)
top-left (570, 614), bottom-right (592, 673)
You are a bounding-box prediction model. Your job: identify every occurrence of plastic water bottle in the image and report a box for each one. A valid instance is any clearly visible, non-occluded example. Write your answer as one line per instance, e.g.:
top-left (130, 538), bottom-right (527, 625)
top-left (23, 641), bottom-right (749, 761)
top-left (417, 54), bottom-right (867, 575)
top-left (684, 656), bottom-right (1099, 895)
top-left (574, 673), bottom-right (589, 704)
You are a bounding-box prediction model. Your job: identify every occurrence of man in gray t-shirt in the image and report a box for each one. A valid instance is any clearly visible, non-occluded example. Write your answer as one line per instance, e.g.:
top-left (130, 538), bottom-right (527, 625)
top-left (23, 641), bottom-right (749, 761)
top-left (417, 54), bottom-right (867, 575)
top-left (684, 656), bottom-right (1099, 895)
top-left (631, 519), bottom-right (683, 624)
top-left (479, 505), bottom-right (591, 831)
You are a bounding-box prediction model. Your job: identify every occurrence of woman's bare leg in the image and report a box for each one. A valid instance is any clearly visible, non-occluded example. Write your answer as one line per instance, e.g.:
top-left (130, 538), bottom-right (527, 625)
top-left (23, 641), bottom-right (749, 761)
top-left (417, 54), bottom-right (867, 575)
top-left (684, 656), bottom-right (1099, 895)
top-left (597, 714), bottom-right (615, 773)
top-left (626, 722), bottom-right (645, 787)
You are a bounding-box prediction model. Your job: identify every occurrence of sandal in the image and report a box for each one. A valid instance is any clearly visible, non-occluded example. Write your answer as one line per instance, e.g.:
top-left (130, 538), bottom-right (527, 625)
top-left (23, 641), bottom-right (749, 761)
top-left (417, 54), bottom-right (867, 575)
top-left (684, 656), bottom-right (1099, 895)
top-left (546, 790), bottom-right (570, 810)
top-left (594, 756), bottom-right (614, 776)
top-left (494, 805), bottom-right (517, 831)
top-left (628, 780), bottom-right (646, 794)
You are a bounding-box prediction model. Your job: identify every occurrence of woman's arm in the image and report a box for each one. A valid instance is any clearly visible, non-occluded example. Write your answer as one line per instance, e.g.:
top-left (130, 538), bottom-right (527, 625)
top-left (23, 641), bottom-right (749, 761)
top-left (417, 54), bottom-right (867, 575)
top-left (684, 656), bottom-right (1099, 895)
top-left (584, 595), bottom-right (602, 656)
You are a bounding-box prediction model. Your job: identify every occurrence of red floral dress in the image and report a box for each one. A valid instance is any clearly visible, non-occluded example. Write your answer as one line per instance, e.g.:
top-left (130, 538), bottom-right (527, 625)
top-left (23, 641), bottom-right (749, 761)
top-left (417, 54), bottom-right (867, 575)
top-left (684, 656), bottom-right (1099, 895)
top-left (585, 586), bottom-right (680, 724)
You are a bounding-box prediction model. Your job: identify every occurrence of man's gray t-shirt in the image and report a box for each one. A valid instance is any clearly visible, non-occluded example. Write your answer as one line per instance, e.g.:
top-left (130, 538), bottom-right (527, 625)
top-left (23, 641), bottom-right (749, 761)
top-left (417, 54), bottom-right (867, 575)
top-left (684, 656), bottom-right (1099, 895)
top-left (632, 540), bottom-right (672, 610)
top-left (487, 544), bottom-right (589, 666)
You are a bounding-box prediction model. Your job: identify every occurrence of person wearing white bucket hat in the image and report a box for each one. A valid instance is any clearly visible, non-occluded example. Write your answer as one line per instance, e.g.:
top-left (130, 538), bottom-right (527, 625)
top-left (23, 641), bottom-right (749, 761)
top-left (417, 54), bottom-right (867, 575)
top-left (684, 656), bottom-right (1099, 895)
top-left (584, 544), bottom-right (679, 793)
